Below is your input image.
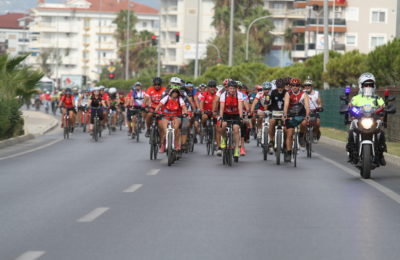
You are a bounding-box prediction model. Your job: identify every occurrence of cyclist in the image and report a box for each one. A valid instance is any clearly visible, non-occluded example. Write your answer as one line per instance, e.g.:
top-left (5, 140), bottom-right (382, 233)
top-left (238, 82), bottom-right (251, 156)
top-left (144, 77), bottom-right (166, 137)
top-left (78, 89), bottom-right (90, 126)
top-left (127, 82), bottom-right (146, 137)
top-left (87, 87), bottom-right (106, 134)
top-left (107, 87), bottom-right (118, 131)
top-left (267, 78), bottom-right (287, 153)
top-left (250, 85), bottom-right (263, 135)
top-left (179, 80), bottom-right (197, 150)
top-left (251, 82), bottom-right (272, 141)
top-left (283, 78), bottom-right (310, 162)
top-left (155, 87), bottom-right (188, 153)
top-left (346, 72), bottom-right (386, 166)
top-left (58, 88), bottom-right (76, 132)
top-left (213, 78), bottom-right (231, 156)
top-left (200, 80), bottom-right (217, 127)
top-left (219, 80), bottom-right (244, 159)
top-left (303, 78), bottom-right (322, 141)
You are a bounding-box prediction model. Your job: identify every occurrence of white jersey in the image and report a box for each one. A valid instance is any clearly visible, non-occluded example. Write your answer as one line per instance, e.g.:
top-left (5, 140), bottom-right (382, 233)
top-left (307, 90), bottom-right (319, 110)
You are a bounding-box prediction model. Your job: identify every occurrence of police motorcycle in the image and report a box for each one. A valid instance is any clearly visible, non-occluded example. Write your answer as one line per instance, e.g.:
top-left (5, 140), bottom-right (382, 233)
top-left (340, 87), bottom-right (396, 179)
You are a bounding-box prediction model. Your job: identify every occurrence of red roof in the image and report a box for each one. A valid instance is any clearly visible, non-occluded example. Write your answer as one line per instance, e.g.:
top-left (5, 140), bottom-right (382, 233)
top-left (0, 13), bottom-right (28, 29)
top-left (36, 0), bottom-right (158, 15)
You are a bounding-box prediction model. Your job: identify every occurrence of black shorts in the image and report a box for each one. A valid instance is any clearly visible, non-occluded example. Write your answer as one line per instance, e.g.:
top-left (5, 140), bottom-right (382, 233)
top-left (90, 108), bottom-right (104, 124)
top-left (127, 107), bottom-right (143, 122)
top-left (223, 113), bottom-right (241, 126)
top-left (65, 107), bottom-right (76, 113)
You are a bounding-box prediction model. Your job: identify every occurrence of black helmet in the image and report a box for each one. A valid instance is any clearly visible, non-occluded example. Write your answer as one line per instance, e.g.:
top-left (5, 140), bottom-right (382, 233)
top-left (153, 77), bottom-right (162, 86)
top-left (276, 78), bottom-right (285, 88)
top-left (228, 80), bottom-right (238, 87)
top-left (208, 80), bottom-right (217, 87)
top-left (65, 88), bottom-right (72, 94)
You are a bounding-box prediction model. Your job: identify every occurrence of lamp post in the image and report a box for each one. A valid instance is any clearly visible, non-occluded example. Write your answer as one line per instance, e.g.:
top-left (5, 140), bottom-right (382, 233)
top-left (125, 2), bottom-right (133, 80)
top-left (228, 0), bottom-right (234, 66)
top-left (323, 0), bottom-right (329, 89)
top-left (194, 0), bottom-right (201, 79)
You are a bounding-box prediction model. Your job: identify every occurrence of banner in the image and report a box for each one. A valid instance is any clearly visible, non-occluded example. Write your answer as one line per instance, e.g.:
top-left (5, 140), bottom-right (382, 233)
top-left (183, 43), bottom-right (207, 60)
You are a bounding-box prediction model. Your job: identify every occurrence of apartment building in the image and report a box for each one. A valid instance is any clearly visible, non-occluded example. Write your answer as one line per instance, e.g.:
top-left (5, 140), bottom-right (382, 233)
top-left (0, 13), bottom-right (31, 56)
top-left (345, 0), bottom-right (400, 53)
top-left (160, 0), bottom-right (216, 73)
top-left (27, 0), bottom-right (158, 83)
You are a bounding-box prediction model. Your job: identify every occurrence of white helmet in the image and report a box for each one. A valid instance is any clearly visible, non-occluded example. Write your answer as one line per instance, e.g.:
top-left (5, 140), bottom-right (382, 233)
top-left (170, 77), bottom-right (181, 85)
top-left (99, 85), bottom-right (105, 90)
top-left (270, 80), bottom-right (277, 90)
top-left (109, 87), bottom-right (117, 94)
top-left (358, 72), bottom-right (376, 97)
top-left (93, 87), bottom-right (100, 92)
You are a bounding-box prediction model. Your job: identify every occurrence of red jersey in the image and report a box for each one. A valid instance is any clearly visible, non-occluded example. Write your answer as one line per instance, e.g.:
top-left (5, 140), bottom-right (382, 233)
top-left (102, 92), bottom-right (109, 101)
top-left (159, 96), bottom-right (185, 117)
top-left (146, 86), bottom-right (166, 108)
top-left (200, 91), bottom-right (216, 112)
top-left (288, 90), bottom-right (305, 108)
top-left (60, 94), bottom-right (75, 108)
top-left (220, 92), bottom-right (243, 115)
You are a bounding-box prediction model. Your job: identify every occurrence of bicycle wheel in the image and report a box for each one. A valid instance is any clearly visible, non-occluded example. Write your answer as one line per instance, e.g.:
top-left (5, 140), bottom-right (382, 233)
top-left (293, 132), bottom-right (298, 167)
top-left (136, 122), bottom-right (140, 142)
top-left (275, 130), bottom-right (282, 165)
top-left (227, 149), bottom-right (233, 166)
top-left (306, 127), bottom-right (312, 158)
top-left (263, 127), bottom-right (268, 161)
top-left (167, 132), bottom-right (173, 166)
top-left (93, 118), bottom-right (98, 142)
top-left (108, 116), bottom-right (112, 135)
top-left (211, 127), bottom-right (215, 156)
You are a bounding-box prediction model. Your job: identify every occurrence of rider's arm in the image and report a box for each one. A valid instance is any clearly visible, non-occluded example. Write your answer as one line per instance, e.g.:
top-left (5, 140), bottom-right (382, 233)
top-left (250, 97), bottom-right (258, 113)
top-left (101, 100), bottom-right (106, 107)
top-left (317, 95), bottom-right (322, 108)
top-left (200, 99), bottom-right (205, 112)
top-left (304, 94), bottom-right (310, 117)
top-left (188, 96), bottom-right (196, 110)
top-left (239, 101), bottom-right (244, 119)
top-left (212, 95), bottom-right (220, 113)
top-left (283, 93), bottom-right (290, 118)
top-left (154, 103), bottom-right (162, 112)
top-left (219, 101), bottom-right (225, 118)
top-left (243, 100), bottom-right (250, 112)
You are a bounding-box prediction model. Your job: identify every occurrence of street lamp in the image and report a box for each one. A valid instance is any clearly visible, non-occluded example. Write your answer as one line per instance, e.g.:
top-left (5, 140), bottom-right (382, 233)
top-left (228, 0), bottom-right (234, 66)
top-left (125, 2), bottom-right (133, 80)
top-left (245, 10), bottom-right (301, 62)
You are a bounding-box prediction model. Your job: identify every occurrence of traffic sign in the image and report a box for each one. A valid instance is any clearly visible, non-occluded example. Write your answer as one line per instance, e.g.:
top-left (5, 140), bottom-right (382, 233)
top-left (107, 66), bottom-right (116, 73)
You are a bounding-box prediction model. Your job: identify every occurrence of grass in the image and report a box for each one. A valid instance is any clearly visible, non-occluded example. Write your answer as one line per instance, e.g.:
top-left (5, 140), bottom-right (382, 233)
top-left (321, 127), bottom-right (400, 157)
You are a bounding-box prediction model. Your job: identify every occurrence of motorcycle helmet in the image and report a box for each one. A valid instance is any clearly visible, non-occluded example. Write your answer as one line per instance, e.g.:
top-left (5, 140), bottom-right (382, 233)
top-left (358, 72), bottom-right (376, 97)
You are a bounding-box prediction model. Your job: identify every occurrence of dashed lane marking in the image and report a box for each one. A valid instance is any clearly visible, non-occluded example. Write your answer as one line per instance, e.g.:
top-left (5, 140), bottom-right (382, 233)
top-left (146, 169), bottom-right (160, 176)
top-left (315, 153), bottom-right (400, 205)
top-left (15, 251), bottom-right (45, 260)
top-left (77, 207), bottom-right (109, 223)
top-left (123, 184), bottom-right (143, 193)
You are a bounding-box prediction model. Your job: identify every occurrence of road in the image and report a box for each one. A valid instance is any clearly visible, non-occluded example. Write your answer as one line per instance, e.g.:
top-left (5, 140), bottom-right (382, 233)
top-left (1, 123), bottom-right (400, 260)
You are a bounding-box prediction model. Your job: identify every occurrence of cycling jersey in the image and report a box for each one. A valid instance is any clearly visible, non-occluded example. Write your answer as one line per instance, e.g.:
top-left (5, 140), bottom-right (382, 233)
top-left (255, 92), bottom-right (270, 111)
top-left (146, 86), bottom-right (166, 109)
top-left (350, 94), bottom-right (384, 108)
top-left (200, 91), bottom-right (216, 112)
top-left (268, 89), bottom-right (286, 111)
top-left (288, 90), bottom-right (306, 116)
top-left (307, 90), bottom-right (320, 110)
top-left (159, 96), bottom-right (185, 117)
top-left (60, 94), bottom-right (75, 108)
top-left (90, 96), bottom-right (103, 108)
top-left (220, 91), bottom-right (243, 115)
top-left (129, 90), bottom-right (146, 107)
top-left (102, 92), bottom-right (109, 101)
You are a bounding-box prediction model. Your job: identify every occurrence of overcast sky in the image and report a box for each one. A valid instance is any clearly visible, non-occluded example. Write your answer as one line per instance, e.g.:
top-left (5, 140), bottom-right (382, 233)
top-left (0, 0), bottom-right (160, 14)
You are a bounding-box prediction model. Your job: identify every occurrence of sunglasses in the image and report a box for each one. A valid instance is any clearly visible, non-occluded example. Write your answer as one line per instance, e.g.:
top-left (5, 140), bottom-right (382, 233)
top-left (362, 83), bottom-right (374, 87)
top-left (290, 84), bottom-right (301, 87)
top-left (304, 85), bottom-right (312, 87)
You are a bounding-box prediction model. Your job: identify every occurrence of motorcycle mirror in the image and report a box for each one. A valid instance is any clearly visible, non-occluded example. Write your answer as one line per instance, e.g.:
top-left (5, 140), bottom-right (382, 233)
top-left (387, 96), bottom-right (396, 102)
top-left (345, 86), bottom-right (351, 94)
top-left (385, 104), bottom-right (396, 114)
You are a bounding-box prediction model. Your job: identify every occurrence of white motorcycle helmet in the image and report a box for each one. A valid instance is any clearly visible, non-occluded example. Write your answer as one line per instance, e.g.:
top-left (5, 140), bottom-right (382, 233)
top-left (109, 87), bottom-right (117, 94)
top-left (170, 77), bottom-right (181, 85)
top-left (358, 72), bottom-right (376, 97)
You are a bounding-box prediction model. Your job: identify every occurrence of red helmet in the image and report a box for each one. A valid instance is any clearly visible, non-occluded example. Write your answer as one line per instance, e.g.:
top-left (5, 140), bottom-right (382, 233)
top-left (223, 78), bottom-right (231, 87)
top-left (290, 78), bottom-right (301, 86)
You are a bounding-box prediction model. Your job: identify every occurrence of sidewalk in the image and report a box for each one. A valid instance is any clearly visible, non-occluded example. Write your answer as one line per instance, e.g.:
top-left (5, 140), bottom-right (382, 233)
top-left (0, 110), bottom-right (58, 149)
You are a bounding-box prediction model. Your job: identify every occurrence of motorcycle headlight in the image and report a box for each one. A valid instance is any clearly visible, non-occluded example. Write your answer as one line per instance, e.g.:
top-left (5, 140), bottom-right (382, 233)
top-left (360, 118), bottom-right (374, 129)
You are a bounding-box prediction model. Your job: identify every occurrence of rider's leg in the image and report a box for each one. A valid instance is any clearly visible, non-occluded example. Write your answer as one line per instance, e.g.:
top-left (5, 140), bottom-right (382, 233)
top-left (61, 108), bottom-right (66, 127)
top-left (112, 110), bottom-right (117, 128)
top-left (159, 119), bottom-right (167, 152)
top-left (173, 118), bottom-right (181, 150)
top-left (268, 118), bottom-right (276, 142)
top-left (201, 114), bottom-right (208, 128)
top-left (127, 110), bottom-right (133, 133)
top-left (181, 117), bottom-right (189, 149)
top-left (286, 128), bottom-right (294, 152)
top-left (314, 118), bottom-right (321, 139)
top-left (233, 124), bottom-right (240, 157)
top-left (132, 114), bottom-right (138, 135)
top-left (69, 109), bottom-right (75, 126)
top-left (145, 112), bottom-right (152, 136)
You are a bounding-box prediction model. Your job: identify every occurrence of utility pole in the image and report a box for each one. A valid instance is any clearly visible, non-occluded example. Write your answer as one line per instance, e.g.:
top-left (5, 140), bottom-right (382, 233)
top-left (331, 0), bottom-right (336, 50)
top-left (157, 12), bottom-right (161, 77)
top-left (323, 0), bottom-right (330, 89)
top-left (228, 0), bottom-right (234, 66)
top-left (125, 3), bottom-right (132, 80)
top-left (194, 0), bottom-right (200, 79)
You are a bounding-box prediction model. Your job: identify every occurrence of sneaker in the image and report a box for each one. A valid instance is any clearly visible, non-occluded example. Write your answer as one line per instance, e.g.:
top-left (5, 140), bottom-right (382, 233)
top-left (240, 147), bottom-right (246, 156)
top-left (234, 148), bottom-right (240, 157)
top-left (216, 149), bottom-right (222, 157)
top-left (159, 143), bottom-right (165, 153)
top-left (145, 129), bottom-right (150, 138)
top-left (220, 137), bottom-right (227, 149)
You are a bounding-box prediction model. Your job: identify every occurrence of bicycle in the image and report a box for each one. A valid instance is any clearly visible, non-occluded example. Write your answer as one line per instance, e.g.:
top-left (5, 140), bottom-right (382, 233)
top-left (63, 112), bottom-right (70, 139)
top-left (92, 108), bottom-right (102, 142)
top-left (222, 119), bottom-right (237, 166)
top-left (148, 112), bottom-right (160, 160)
top-left (107, 108), bottom-right (115, 135)
top-left (271, 111), bottom-right (285, 165)
top-left (81, 107), bottom-right (90, 133)
top-left (130, 108), bottom-right (142, 142)
top-left (205, 113), bottom-right (216, 156)
top-left (305, 115), bottom-right (317, 158)
top-left (117, 110), bottom-right (124, 131)
top-left (259, 111), bottom-right (270, 161)
top-left (287, 118), bottom-right (300, 168)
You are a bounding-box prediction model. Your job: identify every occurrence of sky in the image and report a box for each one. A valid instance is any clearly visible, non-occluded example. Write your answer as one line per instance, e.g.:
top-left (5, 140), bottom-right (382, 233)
top-left (0, 0), bottom-right (160, 14)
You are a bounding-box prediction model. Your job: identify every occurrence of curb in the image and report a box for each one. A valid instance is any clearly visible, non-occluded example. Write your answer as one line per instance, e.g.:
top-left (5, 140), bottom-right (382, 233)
top-left (0, 112), bottom-right (59, 150)
top-left (319, 136), bottom-right (400, 167)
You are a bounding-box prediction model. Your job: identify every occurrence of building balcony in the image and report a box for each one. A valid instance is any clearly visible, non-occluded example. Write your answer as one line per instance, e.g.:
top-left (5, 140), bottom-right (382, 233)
top-left (293, 18), bottom-right (346, 33)
top-left (270, 9), bottom-right (305, 18)
top-left (293, 0), bottom-right (306, 8)
top-left (333, 43), bottom-right (346, 51)
top-left (306, 0), bottom-right (347, 7)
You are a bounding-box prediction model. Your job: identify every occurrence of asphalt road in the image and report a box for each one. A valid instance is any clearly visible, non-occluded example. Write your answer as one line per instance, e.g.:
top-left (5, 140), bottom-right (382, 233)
top-left (1, 123), bottom-right (400, 260)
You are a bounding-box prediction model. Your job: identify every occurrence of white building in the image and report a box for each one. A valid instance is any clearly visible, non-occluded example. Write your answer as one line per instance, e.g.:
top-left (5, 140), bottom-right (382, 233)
top-left (0, 13), bottom-right (31, 56)
top-left (27, 0), bottom-right (158, 84)
top-left (160, 0), bottom-right (216, 73)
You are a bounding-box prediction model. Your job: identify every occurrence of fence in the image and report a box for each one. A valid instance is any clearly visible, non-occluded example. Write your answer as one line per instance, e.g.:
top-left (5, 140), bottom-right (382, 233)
top-left (319, 87), bottom-right (400, 142)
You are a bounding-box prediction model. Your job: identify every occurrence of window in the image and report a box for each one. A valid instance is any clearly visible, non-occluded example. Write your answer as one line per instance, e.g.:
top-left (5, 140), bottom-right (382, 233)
top-left (273, 36), bottom-right (283, 46)
top-left (345, 33), bottom-right (357, 46)
top-left (272, 2), bottom-right (285, 9)
top-left (103, 52), bottom-right (106, 58)
top-left (369, 34), bottom-right (386, 50)
top-left (371, 9), bottom-right (387, 23)
top-left (346, 7), bottom-right (359, 21)
top-left (273, 19), bottom-right (284, 30)
top-left (142, 22), bottom-right (147, 28)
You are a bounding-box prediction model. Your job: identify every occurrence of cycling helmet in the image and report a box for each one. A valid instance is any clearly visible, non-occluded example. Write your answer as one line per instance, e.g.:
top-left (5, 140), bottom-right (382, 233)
top-left (304, 76), bottom-right (313, 86)
top-left (170, 76), bottom-right (182, 85)
top-left (171, 85), bottom-right (181, 90)
top-left (185, 82), bottom-right (195, 88)
top-left (135, 81), bottom-right (142, 86)
top-left (223, 78), bottom-right (232, 86)
top-left (270, 80), bottom-right (276, 89)
top-left (199, 83), bottom-right (206, 88)
top-left (289, 77), bottom-right (301, 86)
top-left (262, 81), bottom-right (272, 90)
top-left (276, 78), bottom-right (285, 88)
top-left (109, 87), bottom-right (117, 94)
top-left (170, 88), bottom-right (180, 95)
top-left (65, 88), bottom-right (72, 94)
top-left (99, 85), bottom-right (105, 90)
top-left (208, 80), bottom-right (217, 87)
top-left (358, 72), bottom-right (376, 97)
top-left (236, 81), bottom-right (243, 88)
top-left (93, 87), bottom-right (100, 93)
top-left (153, 77), bottom-right (162, 86)
top-left (228, 80), bottom-right (238, 88)
top-left (217, 85), bottom-right (224, 91)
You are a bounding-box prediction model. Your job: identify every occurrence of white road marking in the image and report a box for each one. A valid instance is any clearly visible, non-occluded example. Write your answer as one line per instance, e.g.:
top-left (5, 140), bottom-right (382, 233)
top-left (123, 184), bottom-right (143, 193)
top-left (0, 139), bottom-right (62, 161)
top-left (146, 169), bottom-right (160, 176)
top-left (15, 251), bottom-right (45, 260)
top-left (315, 153), bottom-right (400, 205)
top-left (77, 207), bottom-right (109, 222)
